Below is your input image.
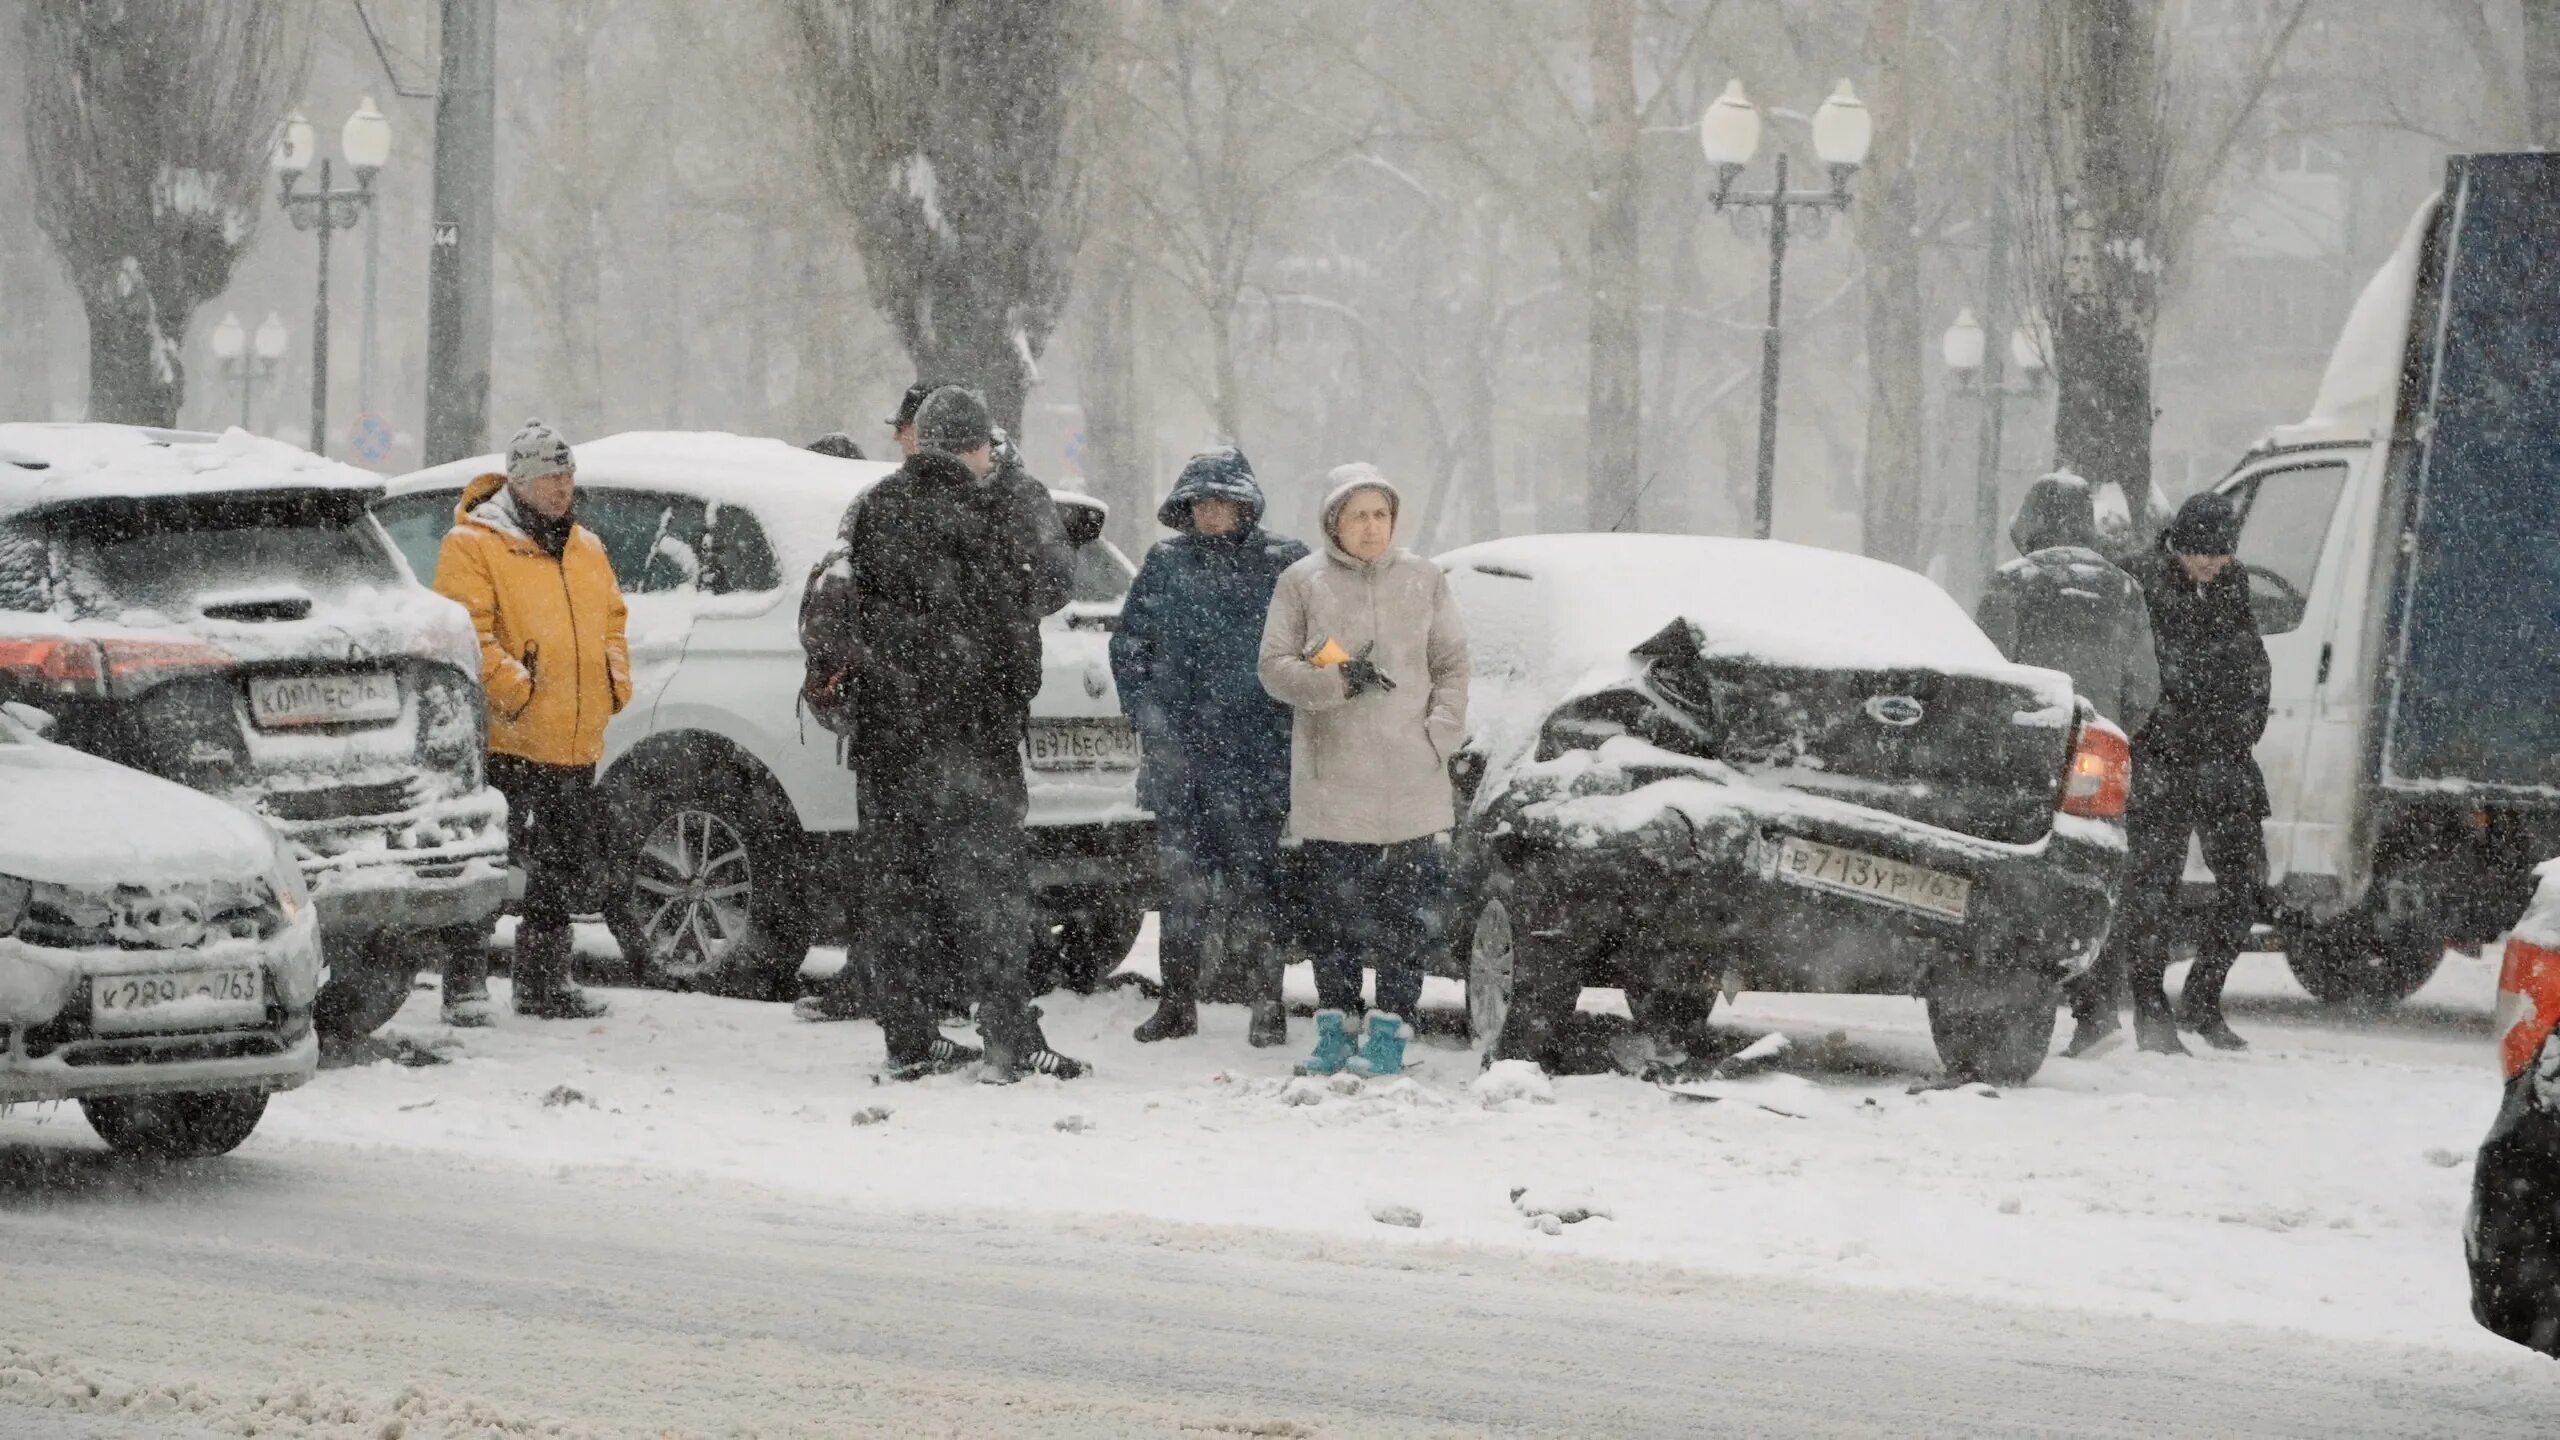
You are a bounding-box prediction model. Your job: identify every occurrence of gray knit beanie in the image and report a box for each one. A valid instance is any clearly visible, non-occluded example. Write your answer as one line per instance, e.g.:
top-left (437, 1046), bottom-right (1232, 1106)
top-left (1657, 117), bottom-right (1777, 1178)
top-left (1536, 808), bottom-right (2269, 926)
top-left (913, 386), bottom-right (995, 456)
top-left (506, 418), bottom-right (574, 489)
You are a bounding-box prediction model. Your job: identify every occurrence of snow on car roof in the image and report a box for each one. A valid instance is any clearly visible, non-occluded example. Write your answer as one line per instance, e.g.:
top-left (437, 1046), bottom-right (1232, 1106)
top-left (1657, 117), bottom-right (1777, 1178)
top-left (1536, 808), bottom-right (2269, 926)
top-left (1439, 533), bottom-right (2014, 675)
top-left (386, 430), bottom-right (1102, 572)
top-left (0, 423), bottom-right (382, 515)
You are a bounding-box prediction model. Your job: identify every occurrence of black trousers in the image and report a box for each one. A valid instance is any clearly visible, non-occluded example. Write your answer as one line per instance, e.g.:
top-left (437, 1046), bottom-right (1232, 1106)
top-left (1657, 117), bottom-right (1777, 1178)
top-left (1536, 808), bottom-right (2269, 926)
top-left (487, 754), bottom-right (598, 993)
top-left (2115, 752), bottom-right (2270, 1014)
top-left (855, 741), bottom-right (1037, 1061)
top-left (1152, 769), bottom-right (1290, 1004)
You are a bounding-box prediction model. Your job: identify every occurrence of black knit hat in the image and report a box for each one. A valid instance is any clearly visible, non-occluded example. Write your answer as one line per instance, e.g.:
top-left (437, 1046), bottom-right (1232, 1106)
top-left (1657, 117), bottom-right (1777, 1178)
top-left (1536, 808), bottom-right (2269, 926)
top-left (914, 386), bottom-right (995, 455)
top-left (2164, 492), bottom-right (2242, 557)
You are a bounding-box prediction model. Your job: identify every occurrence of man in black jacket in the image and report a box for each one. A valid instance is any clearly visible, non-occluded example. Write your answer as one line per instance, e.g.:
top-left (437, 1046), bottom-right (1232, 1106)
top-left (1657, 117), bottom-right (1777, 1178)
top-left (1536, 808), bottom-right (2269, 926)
top-left (2119, 492), bottom-right (2273, 1054)
top-left (820, 385), bottom-right (1087, 1083)
top-left (884, 380), bottom-right (1074, 617)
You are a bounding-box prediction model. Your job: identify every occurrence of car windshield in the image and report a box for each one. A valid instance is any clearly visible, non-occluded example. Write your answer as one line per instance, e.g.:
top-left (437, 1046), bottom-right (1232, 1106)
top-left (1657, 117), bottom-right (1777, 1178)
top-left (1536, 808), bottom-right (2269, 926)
top-left (47, 491), bottom-right (404, 620)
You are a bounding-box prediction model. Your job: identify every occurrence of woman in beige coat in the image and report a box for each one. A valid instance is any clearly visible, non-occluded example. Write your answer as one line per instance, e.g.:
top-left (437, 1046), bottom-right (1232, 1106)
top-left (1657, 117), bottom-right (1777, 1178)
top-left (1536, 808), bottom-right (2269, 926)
top-left (1258, 465), bottom-right (1469, 1078)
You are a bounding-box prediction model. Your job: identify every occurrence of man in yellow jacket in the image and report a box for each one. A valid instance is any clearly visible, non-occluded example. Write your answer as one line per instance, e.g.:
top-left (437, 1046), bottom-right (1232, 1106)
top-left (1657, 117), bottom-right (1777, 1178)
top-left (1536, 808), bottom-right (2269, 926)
top-left (433, 419), bottom-right (631, 1022)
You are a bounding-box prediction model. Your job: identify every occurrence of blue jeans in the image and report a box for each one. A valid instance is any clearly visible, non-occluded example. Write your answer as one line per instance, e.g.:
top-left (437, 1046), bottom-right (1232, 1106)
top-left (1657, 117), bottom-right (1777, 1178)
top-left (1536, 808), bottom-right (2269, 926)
top-left (1297, 837), bottom-right (1449, 1019)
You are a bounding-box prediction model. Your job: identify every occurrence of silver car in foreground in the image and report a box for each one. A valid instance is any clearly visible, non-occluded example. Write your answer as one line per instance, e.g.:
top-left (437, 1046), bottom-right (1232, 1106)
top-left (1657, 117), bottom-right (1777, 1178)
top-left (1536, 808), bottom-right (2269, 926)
top-left (0, 703), bottom-right (320, 1157)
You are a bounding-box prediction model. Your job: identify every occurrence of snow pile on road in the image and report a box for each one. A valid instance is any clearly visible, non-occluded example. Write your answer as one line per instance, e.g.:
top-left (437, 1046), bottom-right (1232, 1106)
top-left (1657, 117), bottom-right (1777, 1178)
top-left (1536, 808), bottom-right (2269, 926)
top-left (0, 1342), bottom-right (590, 1437)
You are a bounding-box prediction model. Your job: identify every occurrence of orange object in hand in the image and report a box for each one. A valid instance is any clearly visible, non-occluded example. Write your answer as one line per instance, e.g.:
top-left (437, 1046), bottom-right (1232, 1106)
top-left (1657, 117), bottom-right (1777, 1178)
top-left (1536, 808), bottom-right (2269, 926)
top-left (1306, 637), bottom-right (1351, 668)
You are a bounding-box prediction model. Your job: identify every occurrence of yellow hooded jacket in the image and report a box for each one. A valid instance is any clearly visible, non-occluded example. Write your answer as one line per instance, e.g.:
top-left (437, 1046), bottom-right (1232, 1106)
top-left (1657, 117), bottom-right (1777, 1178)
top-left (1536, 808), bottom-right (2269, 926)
top-left (432, 473), bottom-right (632, 767)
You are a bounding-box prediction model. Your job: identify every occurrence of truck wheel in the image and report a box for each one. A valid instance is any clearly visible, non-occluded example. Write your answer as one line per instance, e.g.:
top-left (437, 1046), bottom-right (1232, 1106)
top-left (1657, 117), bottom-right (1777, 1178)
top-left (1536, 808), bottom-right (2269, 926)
top-left (2286, 918), bottom-right (2446, 1009)
top-left (606, 765), bottom-right (812, 1000)
top-left (1039, 904), bottom-right (1145, 995)
top-left (313, 932), bottom-right (422, 1047)
top-left (1925, 971), bottom-right (2060, 1085)
top-left (82, 1090), bottom-right (269, 1159)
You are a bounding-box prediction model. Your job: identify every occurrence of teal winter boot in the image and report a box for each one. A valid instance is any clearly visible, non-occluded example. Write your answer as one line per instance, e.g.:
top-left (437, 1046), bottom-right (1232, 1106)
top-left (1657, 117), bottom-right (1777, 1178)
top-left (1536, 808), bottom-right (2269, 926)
top-left (1295, 1008), bottom-right (1355, 1076)
top-left (1348, 1012), bottom-right (1408, 1078)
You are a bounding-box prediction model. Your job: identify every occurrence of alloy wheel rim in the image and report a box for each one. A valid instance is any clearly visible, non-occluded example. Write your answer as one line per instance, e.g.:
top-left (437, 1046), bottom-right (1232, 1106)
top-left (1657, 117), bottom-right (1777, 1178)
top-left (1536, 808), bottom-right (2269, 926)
top-left (629, 807), bottom-right (753, 979)
top-left (1469, 896), bottom-right (1515, 1042)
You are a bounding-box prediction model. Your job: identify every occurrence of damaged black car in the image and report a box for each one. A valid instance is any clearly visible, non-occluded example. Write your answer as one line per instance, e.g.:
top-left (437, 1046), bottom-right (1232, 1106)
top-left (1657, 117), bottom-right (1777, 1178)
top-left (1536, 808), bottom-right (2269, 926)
top-left (1439, 535), bottom-right (2127, 1086)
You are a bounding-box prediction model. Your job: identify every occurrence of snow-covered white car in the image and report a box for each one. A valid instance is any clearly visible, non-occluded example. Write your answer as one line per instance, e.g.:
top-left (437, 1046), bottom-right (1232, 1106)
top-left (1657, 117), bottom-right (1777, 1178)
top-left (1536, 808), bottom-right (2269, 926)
top-left (375, 432), bottom-right (1155, 997)
top-left (0, 425), bottom-right (510, 1045)
top-left (1439, 535), bottom-right (2127, 1085)
top-left (0, 700), bottom-right (320, 1157)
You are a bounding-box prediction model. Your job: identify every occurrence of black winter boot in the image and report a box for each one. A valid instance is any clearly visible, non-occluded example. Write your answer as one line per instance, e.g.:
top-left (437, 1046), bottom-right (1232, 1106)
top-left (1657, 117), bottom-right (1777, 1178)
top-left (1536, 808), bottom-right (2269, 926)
top-left (1133, 998), bottom-right (1198, 1043)
top-left (2130, 978), bottom-right (2188, 1056)
top-left (1247, 998), bottom-right (1288, 1048)
top-left (513, 924), bottom-right (609, 1020)
top-left (2178, 953), bottom-right (2248, 1051)
top-left (441, 934), bottom-right (495, 1028)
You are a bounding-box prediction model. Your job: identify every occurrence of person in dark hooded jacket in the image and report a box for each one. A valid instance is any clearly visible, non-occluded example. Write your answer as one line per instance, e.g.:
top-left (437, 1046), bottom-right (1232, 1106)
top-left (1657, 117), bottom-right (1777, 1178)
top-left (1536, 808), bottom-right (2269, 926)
top-left (1978, 471), bottom-right (2161, 1059)
top-left (1109, 449), bottom-right (1310, 1047)
top-left (2117, 491), bottom-right (2274, 1054)
top-left (811, 385), bottom-right (1087, 1084)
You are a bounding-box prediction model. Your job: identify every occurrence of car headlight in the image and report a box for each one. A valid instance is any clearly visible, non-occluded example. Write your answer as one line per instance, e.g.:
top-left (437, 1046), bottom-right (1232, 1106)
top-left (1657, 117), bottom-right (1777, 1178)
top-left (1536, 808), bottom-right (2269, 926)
top-left (265, 834), bottom-right (322, 1011)
top-left (268, 832), bottom-right (311, 925)
top-left (0, 871), bottom-right (74, 1024)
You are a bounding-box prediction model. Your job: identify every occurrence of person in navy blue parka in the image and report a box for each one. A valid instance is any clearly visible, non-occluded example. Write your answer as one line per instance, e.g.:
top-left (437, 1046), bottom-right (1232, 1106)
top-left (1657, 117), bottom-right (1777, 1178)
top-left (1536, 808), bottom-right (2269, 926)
top-left (1110, 448), bottom-right (1311, 1048)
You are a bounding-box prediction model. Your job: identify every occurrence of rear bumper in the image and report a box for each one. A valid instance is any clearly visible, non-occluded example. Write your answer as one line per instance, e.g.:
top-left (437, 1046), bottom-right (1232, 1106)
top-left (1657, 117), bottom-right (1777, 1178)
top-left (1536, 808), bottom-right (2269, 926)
top-left (1028, 820), bottom-right (1158, 904)
top-left (1500, 800), bottom-right (2117, 995)
top-left (293, 784), bottom-right (512, 939)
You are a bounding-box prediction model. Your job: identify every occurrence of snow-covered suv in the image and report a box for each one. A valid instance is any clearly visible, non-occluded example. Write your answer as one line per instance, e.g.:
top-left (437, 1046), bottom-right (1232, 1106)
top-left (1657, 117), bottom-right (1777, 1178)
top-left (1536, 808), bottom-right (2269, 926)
top-left (376, 432), bottom-right (1155, 998)
top-left (0, 700), bottom-right (321, 1157)
top-left (0, 425), bottom-right (511, 1045)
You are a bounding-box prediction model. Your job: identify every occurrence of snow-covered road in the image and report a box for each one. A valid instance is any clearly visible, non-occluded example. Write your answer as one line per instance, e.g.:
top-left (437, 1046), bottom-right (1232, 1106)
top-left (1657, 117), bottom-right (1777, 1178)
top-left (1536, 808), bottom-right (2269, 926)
top-left (3, 927), bottom-right (2557, 1434)
top-left (1, 1139), bottom-right (2554, 1437)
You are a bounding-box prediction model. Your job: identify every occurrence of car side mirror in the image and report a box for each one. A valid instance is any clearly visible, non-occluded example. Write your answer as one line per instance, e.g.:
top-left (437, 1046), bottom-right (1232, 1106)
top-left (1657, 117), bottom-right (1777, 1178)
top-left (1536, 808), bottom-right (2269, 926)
top-left (0, 700), bottom-right (57, 739)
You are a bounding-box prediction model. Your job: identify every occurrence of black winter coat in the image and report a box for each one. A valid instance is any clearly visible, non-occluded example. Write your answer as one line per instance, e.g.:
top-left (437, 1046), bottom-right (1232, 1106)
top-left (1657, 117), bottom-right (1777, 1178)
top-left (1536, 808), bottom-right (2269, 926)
top-left (994, 451), bottom-right (1076, 620)
top-left (1977, 473), bottom-right (2162, 734)
top-left (834, 451), bottom-right (1045, 763)
top-left (2125, 548), bottom-right (2271, 764)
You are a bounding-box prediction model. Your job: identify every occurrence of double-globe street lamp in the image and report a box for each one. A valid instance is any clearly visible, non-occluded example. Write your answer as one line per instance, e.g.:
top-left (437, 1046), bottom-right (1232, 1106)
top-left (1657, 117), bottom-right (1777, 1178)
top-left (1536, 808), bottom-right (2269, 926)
top-left (1702, 79), bottom-right (1875, 540)
top-left (1942, 307), bottom-right (2049, 587)
top-left (208, 311), bottom-right (290, 434)
top-left (272, 97), bottom-right (391, 458)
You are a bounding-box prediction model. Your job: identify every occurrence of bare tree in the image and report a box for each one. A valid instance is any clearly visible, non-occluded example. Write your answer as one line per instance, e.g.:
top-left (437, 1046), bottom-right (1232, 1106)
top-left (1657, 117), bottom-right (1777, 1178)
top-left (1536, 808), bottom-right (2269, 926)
top-left (2527, 0), bottom-right (2560, 145)
top-left (2018, 0), bottom-right (2308, 536)
top-left (18, 3), bottom-right (311, 425)
top-left (1586, 0), bottom-right (1641, 530)
top-left (782, 0), bottom-right (1103, 435)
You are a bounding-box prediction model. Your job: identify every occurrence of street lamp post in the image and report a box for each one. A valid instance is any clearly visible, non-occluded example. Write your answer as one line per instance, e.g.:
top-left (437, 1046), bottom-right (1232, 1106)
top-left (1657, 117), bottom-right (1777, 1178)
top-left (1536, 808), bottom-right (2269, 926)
top-left (207, 311), bottom-right (289, 433)
top-left (272, 99), bottom-right (392, 457)
top-left (1703, 79), bottom-right (1875, 540)
top-left (1943, 307), bottom-right (2049, 587)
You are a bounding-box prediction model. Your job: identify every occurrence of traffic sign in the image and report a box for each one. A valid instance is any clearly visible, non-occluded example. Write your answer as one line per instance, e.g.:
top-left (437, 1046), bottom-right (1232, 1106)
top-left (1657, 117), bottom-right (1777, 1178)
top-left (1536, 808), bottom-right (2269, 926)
top-left (349, 413), bottom-right (396, 466)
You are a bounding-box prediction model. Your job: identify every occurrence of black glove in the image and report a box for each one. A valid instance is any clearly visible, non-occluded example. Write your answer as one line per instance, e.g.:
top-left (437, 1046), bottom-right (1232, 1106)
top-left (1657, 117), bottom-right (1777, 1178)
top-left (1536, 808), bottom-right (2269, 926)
top-left (1340, 655), bottom-right (1396, 699)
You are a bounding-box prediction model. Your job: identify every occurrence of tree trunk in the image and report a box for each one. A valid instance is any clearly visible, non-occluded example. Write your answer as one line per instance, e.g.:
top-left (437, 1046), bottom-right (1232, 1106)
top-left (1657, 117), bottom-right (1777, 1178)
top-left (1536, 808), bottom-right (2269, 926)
top-left (1076, 242), bottom-right (1151, 552)
top-left (1208, 302), bottom-right (1242, 447)
top-left (1585, 0), bottom-right (1642, 530)
top-left (2528, 0), bottom-right (2560, 146)
top-left (82, 271), bottom-right (180, 426)
top-left (1856, 0), bottom-right (1926, 569)
top-left (2043, 0), bottom-right (2164, 543)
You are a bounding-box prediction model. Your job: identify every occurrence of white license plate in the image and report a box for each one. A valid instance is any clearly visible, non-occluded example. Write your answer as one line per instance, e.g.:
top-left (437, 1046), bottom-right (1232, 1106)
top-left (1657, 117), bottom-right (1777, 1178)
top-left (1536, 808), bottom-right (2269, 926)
top-left (1027, 718), bottom-right (1141, 771)
top-left (249, 670), bottom-right (400, 729)
top-left (1765, 835), bottom-right (1971, 922)
top-left (91, 968), bottom-right (265, 1033)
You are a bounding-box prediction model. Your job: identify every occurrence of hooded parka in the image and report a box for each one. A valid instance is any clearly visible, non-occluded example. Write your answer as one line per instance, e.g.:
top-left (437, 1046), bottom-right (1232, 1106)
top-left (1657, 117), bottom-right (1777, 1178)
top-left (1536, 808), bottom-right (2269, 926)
top-left (1257, 471), bottom-right (1469, 846)
top-left (432, 473), bottom-right (632, 767)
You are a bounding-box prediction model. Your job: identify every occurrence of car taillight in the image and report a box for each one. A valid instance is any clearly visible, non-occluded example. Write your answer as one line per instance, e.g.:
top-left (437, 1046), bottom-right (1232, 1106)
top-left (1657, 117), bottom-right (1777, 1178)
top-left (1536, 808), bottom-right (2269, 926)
top-left (0, 636), bottom-right (103, 693)
top-left (2060, 719), bottom-right (2131, 820)
top-left (0, 635), bottom-right (230, 697)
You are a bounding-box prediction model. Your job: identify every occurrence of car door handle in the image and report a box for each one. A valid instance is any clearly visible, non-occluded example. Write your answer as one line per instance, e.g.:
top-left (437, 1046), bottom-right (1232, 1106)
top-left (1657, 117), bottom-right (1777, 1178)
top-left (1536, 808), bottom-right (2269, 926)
top-left (2315, 642), bottom-right (2332, 686)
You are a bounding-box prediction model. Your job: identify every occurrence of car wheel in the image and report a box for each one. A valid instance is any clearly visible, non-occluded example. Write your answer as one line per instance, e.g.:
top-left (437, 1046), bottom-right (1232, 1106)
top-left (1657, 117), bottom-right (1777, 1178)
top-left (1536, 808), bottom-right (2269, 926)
top-left (606, 765), bottom-right (812, 999)
top-left (2285, 915), bottom-right (2446, 1010)
top-left (81, 1090), bottom-right (269, 1159)
top-left (1040, 904), bottom-right (1146, 995)
top-left (313, 931), bottom-right (423, 1047)
top-left (1924, 971), bottom-right (2060, 1086)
